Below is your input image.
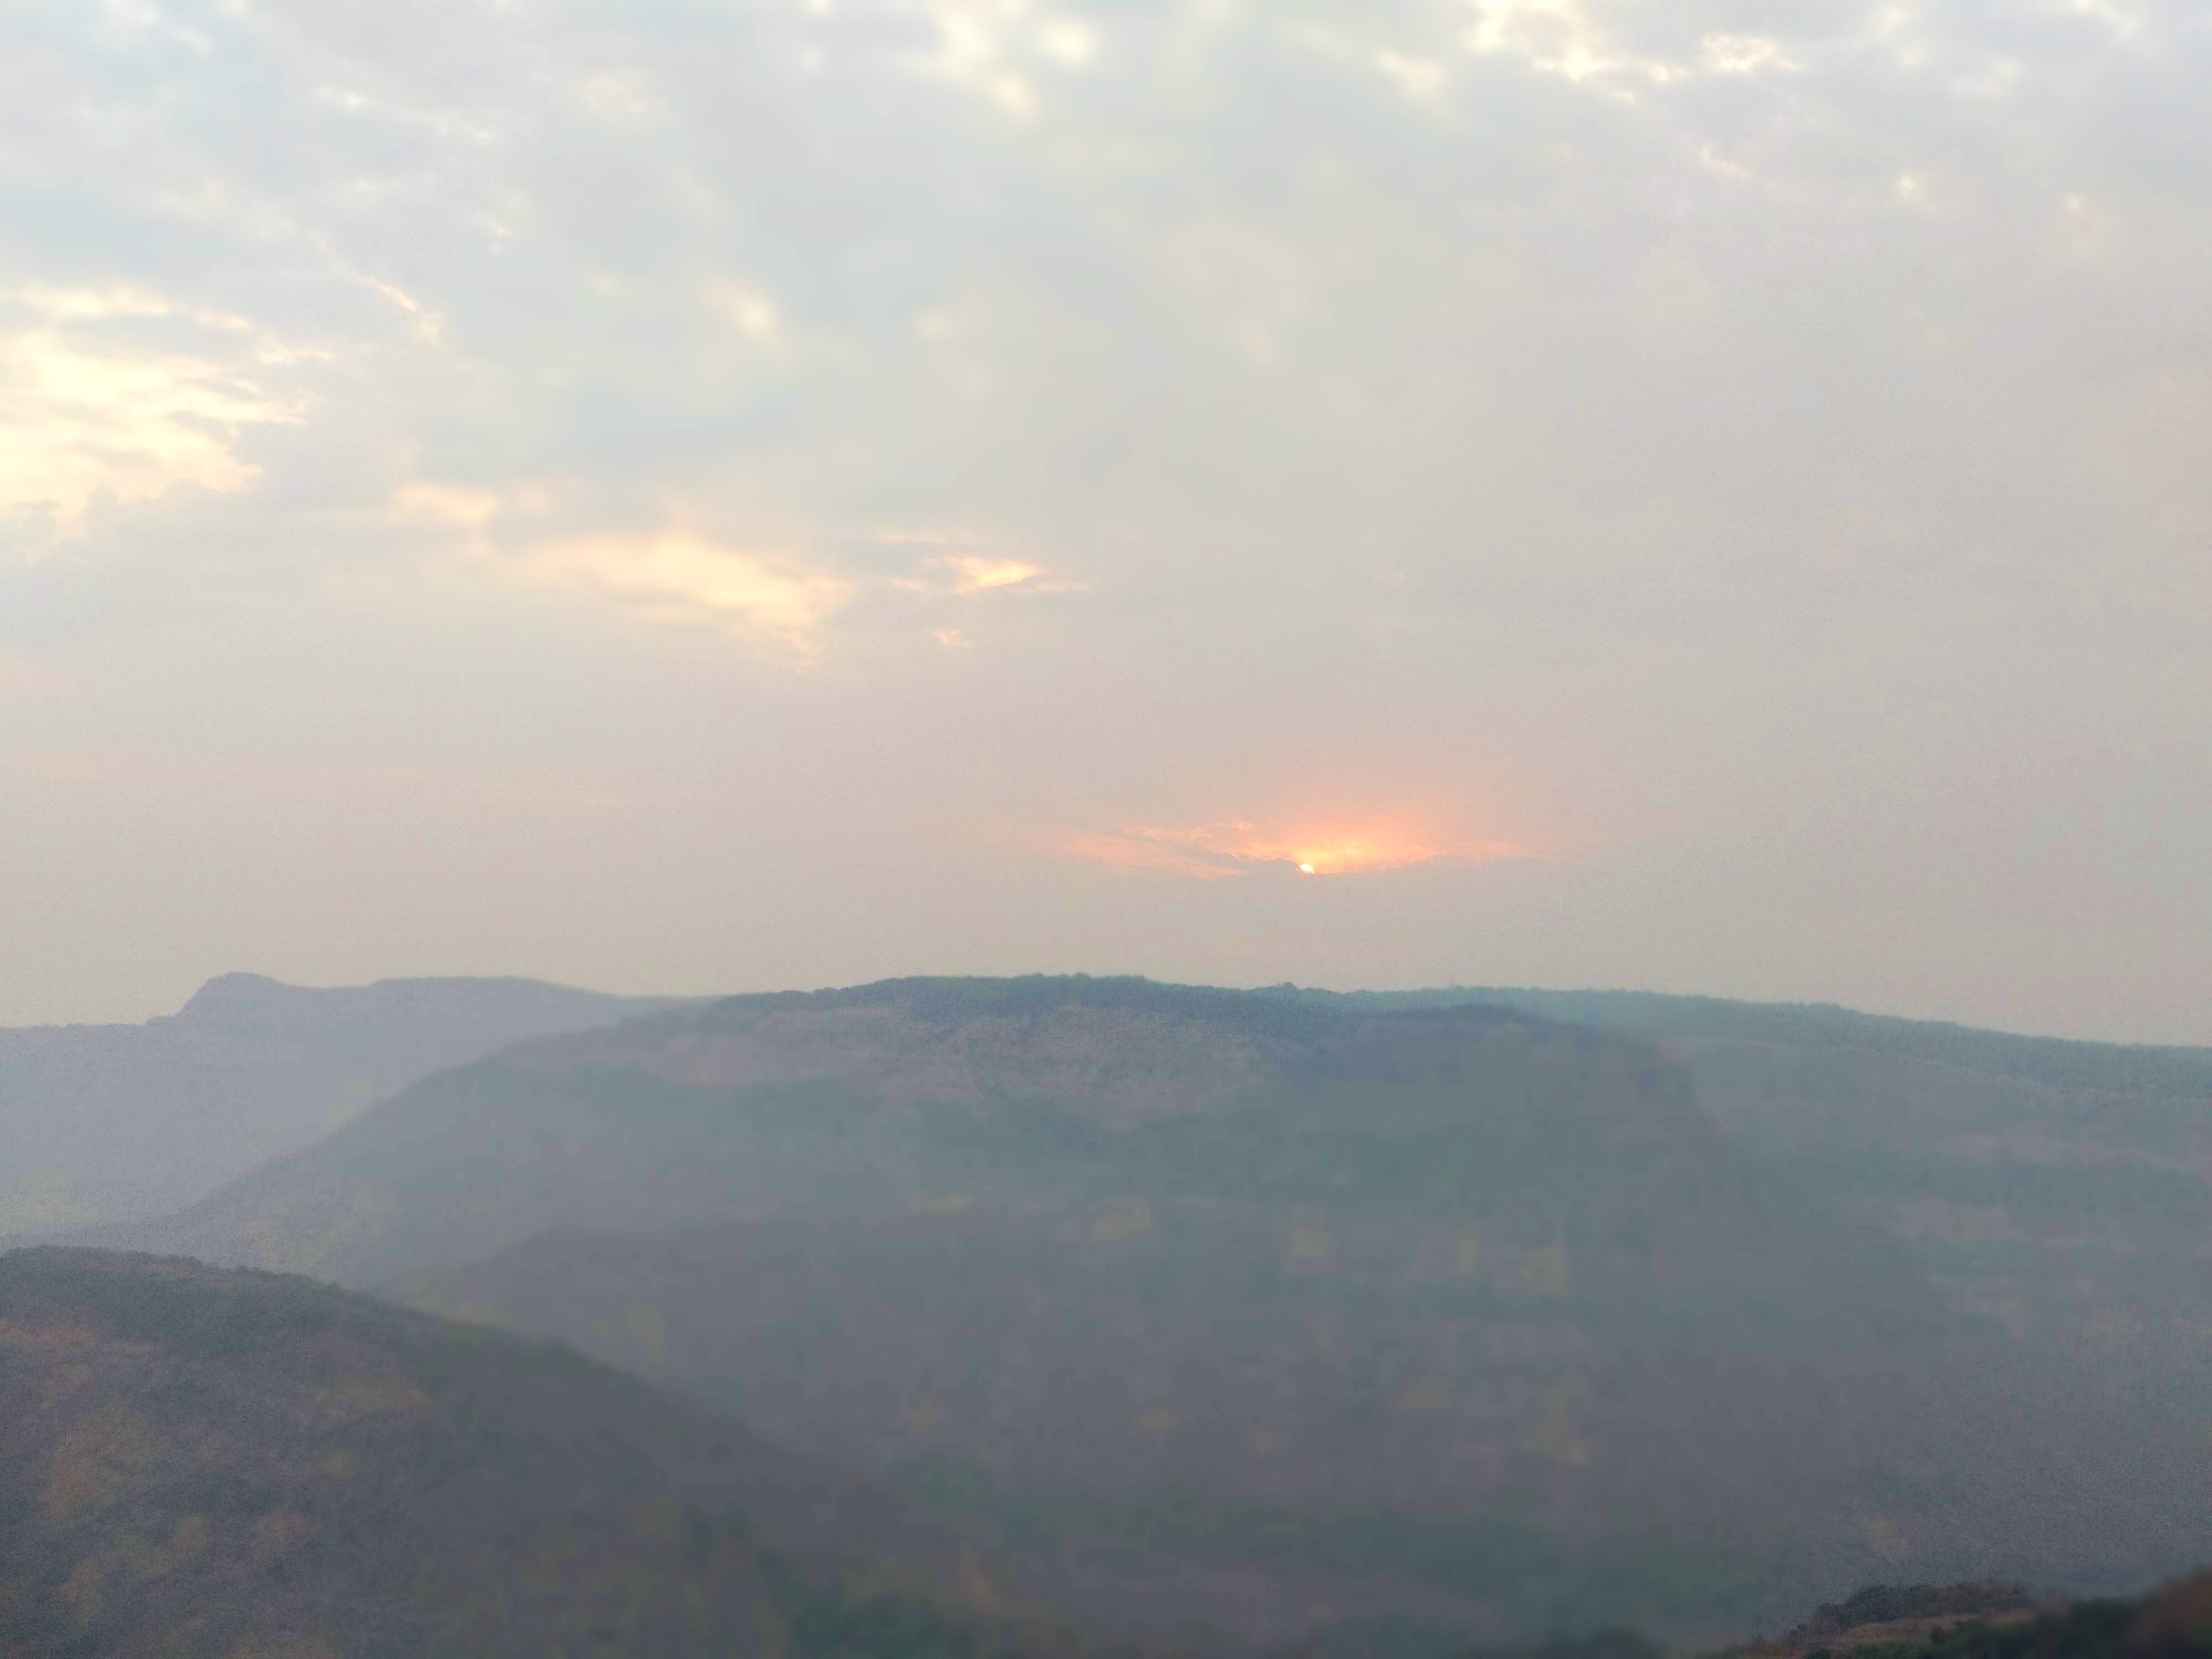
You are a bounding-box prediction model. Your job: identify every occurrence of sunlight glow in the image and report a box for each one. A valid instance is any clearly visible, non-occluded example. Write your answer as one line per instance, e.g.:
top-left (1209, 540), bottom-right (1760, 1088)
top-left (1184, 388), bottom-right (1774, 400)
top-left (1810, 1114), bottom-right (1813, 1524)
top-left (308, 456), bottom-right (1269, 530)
top-left (1063, 819), bottom-right (1529, 880)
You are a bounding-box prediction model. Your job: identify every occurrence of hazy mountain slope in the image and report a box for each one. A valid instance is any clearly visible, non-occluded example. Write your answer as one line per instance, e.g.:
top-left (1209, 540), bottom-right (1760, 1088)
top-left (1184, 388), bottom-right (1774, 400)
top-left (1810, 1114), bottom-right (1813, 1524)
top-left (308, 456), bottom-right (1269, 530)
top-left (0, 1248), bottom-right (1034, 1659)
top-left (390, 1204), bottom-right (2057, 1647)
top-left (95, 976), bottom-right (2207, 1640)
top-left (1338, 987), bottom-right (2212, 1524)
top-left (1400, 990), bottom-right (2212, 1100)
top-left (1353, 989), bottom-right (2212, 1343)
top-left (1, 973), bottom-right (681, 1235)
top-left (100, 973), bottom-right (2112, 1642)
top-left (95, 975), bottom-right (1892, 1308)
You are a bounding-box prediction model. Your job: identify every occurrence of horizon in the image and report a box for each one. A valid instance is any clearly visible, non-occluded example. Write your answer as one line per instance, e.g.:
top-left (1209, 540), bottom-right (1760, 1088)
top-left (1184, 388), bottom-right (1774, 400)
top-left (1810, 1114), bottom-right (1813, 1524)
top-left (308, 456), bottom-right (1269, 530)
top-left (39, 962), bottom-right (2212, 1055)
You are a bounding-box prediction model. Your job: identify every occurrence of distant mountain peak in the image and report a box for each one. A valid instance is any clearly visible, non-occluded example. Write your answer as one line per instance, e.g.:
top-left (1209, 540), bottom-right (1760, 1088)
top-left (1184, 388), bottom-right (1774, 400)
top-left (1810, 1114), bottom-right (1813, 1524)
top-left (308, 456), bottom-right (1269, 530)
top-left (174, 971), bottom-right (294, 1022)
top-left (8, 974), bottom-right (683, 1238)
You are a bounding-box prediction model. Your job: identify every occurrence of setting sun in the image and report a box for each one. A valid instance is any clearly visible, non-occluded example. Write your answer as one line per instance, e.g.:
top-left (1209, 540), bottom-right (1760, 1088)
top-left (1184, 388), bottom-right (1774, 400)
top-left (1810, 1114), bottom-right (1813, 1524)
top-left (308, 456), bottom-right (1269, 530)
top-left (1061, 818), bottom-right (1530, 880)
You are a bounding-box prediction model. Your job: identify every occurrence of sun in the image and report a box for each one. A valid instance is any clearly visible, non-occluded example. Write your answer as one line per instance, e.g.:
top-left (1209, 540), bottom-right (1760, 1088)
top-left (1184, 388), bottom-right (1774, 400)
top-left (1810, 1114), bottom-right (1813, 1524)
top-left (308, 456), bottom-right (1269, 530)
top-left (1058, 817), bottom-right (1531, 880)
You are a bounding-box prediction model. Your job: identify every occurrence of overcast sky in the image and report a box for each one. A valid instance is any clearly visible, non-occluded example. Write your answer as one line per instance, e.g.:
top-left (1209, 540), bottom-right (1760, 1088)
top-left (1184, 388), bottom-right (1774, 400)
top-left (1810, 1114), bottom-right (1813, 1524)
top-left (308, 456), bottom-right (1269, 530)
top-left (3, 0), bottom-right (2206, 1040)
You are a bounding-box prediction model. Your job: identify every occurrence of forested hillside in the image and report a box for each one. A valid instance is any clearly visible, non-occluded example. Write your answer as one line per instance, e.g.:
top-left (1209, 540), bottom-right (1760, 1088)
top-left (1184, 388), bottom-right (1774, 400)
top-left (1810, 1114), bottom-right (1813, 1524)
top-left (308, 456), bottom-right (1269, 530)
top-left (0, 1248), bottom-right (1059, 1659)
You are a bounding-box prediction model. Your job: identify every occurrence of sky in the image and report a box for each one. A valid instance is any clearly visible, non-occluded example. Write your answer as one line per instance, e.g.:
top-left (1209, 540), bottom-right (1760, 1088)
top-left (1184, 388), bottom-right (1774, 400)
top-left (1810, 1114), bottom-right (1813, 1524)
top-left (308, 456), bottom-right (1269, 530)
top-left (2, 0), bottom-right (2207, 1041)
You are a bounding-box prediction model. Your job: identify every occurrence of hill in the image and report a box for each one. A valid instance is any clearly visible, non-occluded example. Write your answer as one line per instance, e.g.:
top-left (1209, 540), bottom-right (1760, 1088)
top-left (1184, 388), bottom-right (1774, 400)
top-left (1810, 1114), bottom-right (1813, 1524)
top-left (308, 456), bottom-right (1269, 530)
top-left (1355, 988), bottom-right (2212, 1349)
top-left (93, 974), bottom-right (2156, 1642)
top-left (1328, 987), bottom-right (2212, 1560)
top-left (1, 973), bottom-right (682, 1237)
top-left (0, 1246), bottom-right (1046, 1659)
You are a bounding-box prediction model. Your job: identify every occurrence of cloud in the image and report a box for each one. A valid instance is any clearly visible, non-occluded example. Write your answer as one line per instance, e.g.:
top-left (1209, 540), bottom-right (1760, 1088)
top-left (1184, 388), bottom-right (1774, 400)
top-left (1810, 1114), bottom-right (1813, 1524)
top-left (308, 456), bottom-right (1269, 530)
top-left (880, 538), bottom-right (1078, 602)
top-left (1062, 820), bottom-right (1531, 879)
top-left (704, 277), bottom-right (784, 344)
top-left (519, 532), bottom-right (853, 649)
top-left (1459, 3), bottom-right (1808, 91)
top-left (941, 554), bottom-right (1044, 592)
top-left (0, 284), bottom-right (248, 332)
top-left (0, 286), bottom-right (302, 527)
top-left (907, 0), bottom-right (1099, 121)
top-left (1701, 34), bottom-right (1796, 76)
top-left (391, 495), bottom-right (1067, 653)
top-left (392, 482), bottom-right (513, 531)
top-left (1461, 0), bottom-right (1661, 86)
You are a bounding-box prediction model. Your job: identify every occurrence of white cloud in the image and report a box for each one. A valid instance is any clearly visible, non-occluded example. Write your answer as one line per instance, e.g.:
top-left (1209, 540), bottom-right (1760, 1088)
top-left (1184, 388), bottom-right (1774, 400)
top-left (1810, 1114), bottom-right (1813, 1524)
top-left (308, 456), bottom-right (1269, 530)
top-left (0, 289), bottom-right (302, 526)
top-left (2064, 0), bottom-right (2145, 42)
top-left (905, 0), bottom-right (1099, 118)
top-left (1034, 19), bottom-right (1096, 67)
top-left (1461, 0), bottom-right (1663, 86)
top-left (0, 284), bottom-right (248, 331)
top-left (912, 0), bottom-right (1041, 118)
top-left (1702, 34), bottom-right (1795, 76)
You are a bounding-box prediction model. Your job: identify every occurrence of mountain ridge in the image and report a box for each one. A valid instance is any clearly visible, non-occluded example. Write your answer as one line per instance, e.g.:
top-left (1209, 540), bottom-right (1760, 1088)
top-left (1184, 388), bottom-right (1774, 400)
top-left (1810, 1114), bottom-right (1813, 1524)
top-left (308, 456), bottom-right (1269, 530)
top-left (2, 973), bottom-right (687, 1238)
top-left (37, 975), bottom-right (2212, 1641)
top-left (79, 974), bottom-right (2090, 1641)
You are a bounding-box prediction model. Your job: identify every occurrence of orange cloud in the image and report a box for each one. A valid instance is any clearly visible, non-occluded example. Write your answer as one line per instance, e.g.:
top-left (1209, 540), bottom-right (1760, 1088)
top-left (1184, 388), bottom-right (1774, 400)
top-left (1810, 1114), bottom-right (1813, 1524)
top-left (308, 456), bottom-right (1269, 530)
top-left (1063, 819), bottom-right (1528, 879)
top-left (520, 531), bottom-right (851, 648)
top-left (875, 531), bottom-right (1084, 604)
